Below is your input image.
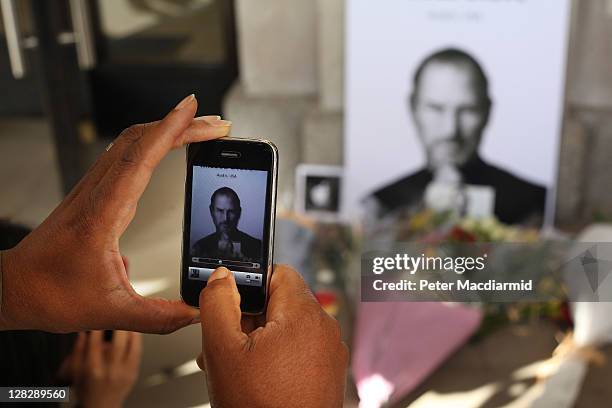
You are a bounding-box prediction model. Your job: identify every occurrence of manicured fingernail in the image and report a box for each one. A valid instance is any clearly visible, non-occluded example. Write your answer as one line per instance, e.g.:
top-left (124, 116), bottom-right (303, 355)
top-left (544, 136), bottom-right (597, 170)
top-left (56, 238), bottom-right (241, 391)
top-left (195, 115), bottom-right (221, 121)
top-left (174, 94), bottom-right (195, 111)
top-left (207, 119), bottom-right (232, 127)
top-left (208, 267), bottom-right (230, 283)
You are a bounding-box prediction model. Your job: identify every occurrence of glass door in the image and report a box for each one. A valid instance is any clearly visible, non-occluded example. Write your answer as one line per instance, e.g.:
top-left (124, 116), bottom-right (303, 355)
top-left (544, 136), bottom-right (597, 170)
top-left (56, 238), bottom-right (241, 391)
top-left (0, 0), bottom-right (237, 193)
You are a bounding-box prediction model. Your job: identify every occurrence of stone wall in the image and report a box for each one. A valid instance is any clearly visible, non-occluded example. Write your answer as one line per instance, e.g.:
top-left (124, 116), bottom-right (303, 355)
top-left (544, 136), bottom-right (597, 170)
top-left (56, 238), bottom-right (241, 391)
top-left (225, 0), bottom-right (344, 210)
top-left (555, 0), bottom-right (612, 226)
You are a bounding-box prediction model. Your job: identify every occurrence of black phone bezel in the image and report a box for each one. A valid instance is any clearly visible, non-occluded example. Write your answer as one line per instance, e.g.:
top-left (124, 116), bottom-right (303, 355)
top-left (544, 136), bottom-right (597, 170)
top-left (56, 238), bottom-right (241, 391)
top-left (181, 138), bottom-right (277, 314)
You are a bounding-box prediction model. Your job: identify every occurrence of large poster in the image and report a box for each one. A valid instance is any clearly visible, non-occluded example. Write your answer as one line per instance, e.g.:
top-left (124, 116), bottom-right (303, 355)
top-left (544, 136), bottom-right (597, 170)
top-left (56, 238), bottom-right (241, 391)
top-left (344, 0), bottom-right (571, 228)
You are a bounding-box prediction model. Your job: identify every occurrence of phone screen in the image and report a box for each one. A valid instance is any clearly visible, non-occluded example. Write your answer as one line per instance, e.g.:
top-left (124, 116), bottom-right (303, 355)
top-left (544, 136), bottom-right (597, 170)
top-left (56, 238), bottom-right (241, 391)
top-left (188, 166), bottom-right (268, 286)
top-left (181, 139), bottom-right (277, 313)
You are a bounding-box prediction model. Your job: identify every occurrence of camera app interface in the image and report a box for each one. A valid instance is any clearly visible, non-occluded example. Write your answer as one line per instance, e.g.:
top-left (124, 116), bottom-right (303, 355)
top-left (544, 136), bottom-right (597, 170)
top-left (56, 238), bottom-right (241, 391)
top-left (188, 166), bottom-right (268, 287)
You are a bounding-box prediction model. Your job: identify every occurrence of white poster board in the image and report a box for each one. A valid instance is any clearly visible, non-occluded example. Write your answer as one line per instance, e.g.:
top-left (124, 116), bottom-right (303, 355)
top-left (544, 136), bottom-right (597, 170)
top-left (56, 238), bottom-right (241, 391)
top-left (344, 0), bottom-right (571, 228)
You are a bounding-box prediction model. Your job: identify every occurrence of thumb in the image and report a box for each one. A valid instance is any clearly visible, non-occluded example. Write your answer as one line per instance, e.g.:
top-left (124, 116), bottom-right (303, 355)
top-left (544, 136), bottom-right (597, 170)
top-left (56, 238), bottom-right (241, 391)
top-left (199, 267), bottom-right (246, 354)
top-left (122, 296), bottom-right (200, 334)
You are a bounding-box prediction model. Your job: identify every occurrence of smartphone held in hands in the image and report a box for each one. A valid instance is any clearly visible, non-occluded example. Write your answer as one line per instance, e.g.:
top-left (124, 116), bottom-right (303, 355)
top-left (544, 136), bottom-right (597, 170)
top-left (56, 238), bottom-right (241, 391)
top-left (181, 138), bottom-right (278, 314)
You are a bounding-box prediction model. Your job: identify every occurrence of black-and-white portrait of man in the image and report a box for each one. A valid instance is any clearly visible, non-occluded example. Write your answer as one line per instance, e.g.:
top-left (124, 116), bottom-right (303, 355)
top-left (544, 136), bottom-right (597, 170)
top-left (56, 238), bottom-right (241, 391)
top-left (367, 48), bottom-right (546, 225)
top-left (192, 187), bottom-right (262, 262)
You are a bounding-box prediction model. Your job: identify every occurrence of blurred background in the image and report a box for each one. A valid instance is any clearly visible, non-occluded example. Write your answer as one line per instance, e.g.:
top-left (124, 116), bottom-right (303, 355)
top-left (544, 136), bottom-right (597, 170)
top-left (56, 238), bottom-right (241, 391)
top-left (1, 0), bottom-right (612, 407)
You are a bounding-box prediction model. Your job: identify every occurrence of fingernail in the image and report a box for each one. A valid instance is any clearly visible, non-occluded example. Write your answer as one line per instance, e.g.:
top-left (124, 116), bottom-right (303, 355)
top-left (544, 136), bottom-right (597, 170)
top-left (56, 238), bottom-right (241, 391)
top-left (190, 315), bottom-right (201, 324)
top-left (208, 267), bottom-right (230, 283)
top-left (174, 94), bottom-right (195, 111)
top-left (207, 119), bottom-right (232, 127)
top-left (195, 115), bottom-right (221, 121)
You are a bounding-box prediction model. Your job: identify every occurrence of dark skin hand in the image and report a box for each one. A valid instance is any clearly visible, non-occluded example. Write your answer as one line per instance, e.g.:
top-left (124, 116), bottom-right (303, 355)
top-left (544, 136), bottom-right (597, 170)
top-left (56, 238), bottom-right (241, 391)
top-left (59, 330), bottom-right (142, 408)
top-left (198, 266), bottom-right (349, 408)
top-left (0, 94), bottom-right (349, 406)
top-left (0, 94), bottom-right (231, 333)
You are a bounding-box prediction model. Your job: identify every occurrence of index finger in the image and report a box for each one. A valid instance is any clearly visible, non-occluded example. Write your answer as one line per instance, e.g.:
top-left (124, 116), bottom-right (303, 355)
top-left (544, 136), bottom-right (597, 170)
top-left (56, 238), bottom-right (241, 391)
top-left (92, 95), bottom-right (231, 234)
top-left (94, 95), bottom-right (197, 226)
top-left (265, 265), bottom-right (322, 322)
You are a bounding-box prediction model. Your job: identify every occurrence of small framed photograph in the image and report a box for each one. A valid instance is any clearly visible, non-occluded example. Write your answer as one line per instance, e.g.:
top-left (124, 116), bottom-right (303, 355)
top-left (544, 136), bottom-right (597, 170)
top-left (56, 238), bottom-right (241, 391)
top-left (295, 164), bottom-right (343, 221)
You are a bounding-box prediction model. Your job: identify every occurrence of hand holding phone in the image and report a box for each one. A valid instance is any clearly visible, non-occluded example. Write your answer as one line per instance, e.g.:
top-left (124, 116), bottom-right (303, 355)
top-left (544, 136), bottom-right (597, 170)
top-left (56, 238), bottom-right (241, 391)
top-left (181, 138), bottom-right (278, 314)
top-left (197, 265), bottom-right (349, 408)
top-left (0, 95), bottom-right (230, 333)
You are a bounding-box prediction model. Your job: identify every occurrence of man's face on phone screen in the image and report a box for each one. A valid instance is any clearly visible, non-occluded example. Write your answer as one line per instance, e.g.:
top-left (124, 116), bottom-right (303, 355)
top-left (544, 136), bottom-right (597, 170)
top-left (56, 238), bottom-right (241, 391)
top-left (210, 194), bottom-right (240, 234)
